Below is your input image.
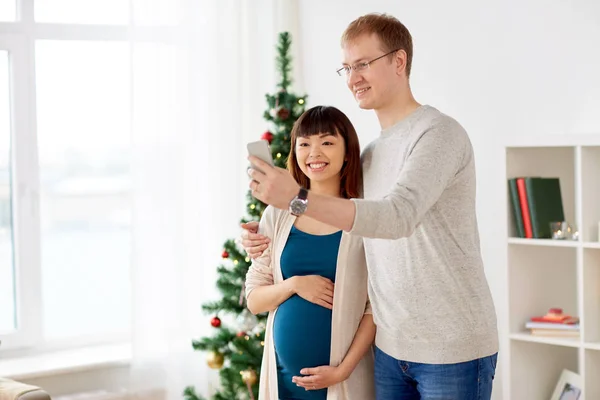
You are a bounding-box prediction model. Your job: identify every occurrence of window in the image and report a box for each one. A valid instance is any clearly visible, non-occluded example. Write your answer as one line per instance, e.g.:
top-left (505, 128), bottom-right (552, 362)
top-left (0, 1), bottom-right (16, 22)
top-left (36, 41), bottom-right (131, 340)
top-left (0, 50), bottom-right (15, 334)
top-left (0, 1), bottom-right (180, 354)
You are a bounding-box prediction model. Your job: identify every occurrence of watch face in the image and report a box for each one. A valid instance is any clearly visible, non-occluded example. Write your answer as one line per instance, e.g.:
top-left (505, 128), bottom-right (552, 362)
top-left (290, 199), bottom-right (308, 215)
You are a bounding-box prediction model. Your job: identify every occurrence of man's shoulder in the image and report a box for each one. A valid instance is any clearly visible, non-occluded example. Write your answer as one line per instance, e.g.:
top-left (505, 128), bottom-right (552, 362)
top-left (418, 106), bottom-right (466, 133)
top-left (417, 106), bottom-right (471, 145)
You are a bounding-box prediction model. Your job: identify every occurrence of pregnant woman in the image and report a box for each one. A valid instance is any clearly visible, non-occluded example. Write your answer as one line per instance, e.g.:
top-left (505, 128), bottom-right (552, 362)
top-left (245, 105), bottom-right (375, 400)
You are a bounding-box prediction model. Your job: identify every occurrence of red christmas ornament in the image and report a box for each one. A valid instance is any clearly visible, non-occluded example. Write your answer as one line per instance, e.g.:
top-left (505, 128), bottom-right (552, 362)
top-left (222, 250), bottom-right (229, 259)
top-left (261, 131), bottom-right (274, 144)
top-left (276, 107), bottom-right (290, 121)
top-left (237, 331), bottom-right (246, 337)
top-left (210, 316), bottom-right (221, 328)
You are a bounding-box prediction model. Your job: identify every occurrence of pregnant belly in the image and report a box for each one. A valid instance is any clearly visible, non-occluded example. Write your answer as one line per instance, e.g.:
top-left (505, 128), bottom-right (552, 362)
top-left (273, 294), bottom-right (332, 375)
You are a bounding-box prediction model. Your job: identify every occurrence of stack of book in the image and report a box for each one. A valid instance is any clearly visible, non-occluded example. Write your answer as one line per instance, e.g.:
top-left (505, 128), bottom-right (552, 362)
top-left (525, 308), bottom-right (580, 338)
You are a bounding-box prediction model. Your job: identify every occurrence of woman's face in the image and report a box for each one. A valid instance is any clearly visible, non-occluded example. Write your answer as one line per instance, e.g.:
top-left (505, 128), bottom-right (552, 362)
top-left (295, 132), bottom-right (346, 184)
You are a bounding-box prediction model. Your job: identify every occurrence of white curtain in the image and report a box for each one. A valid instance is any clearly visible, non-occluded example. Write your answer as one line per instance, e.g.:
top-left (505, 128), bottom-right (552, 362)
top-left (126, 1), bottom-right (301, 399)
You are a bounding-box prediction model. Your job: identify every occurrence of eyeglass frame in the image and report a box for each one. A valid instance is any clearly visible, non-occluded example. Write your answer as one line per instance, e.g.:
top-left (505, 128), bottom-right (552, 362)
top-left (336, 48), bottom-right (401, 77)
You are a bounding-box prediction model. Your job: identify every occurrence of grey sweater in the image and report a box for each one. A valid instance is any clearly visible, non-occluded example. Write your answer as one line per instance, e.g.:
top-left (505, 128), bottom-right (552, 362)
top-left (350, 105), bottom-right (498, 364)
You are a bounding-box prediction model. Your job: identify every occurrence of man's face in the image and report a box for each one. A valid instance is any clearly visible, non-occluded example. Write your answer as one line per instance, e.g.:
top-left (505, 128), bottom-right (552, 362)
top-left (341, 33), bottom-right (400, 111)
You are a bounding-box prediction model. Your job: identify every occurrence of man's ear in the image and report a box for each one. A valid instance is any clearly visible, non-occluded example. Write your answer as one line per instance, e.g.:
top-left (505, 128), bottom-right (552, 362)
top-left (395, 49), bottom-right (407, 76)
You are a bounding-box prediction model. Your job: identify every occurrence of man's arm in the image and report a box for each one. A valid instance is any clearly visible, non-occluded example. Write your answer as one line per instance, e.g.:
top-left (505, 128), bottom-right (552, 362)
top-left (348, 123), bottom-right (468, 239)
top-left (297, 124), bottom-right (469, 238)
top-left (248, 120), bottom-right (468, 240)
top-left (303, 193), bottom-right (356, 232)
top-left (246, 159), bottom-right (356, 230)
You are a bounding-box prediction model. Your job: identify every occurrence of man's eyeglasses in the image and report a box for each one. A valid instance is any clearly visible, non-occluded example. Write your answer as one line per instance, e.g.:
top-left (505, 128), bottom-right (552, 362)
top-left (336, 49), bottom-right (400, 77)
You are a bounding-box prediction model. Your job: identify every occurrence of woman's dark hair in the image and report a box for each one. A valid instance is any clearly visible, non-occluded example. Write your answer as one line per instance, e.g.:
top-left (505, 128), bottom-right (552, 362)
top-left (287, 105), bottom-right (362, 199)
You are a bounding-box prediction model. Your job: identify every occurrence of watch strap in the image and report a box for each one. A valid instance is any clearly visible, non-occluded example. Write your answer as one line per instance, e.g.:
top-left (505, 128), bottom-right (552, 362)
top-left (297, 187), bottom-right (308, 200)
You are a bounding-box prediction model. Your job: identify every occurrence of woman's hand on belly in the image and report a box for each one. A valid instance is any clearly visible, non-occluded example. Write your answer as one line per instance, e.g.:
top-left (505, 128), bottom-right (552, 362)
top-left (292, 366), bottom-right (348, 391)
top-left (289, 275), bottom-right (334, 310)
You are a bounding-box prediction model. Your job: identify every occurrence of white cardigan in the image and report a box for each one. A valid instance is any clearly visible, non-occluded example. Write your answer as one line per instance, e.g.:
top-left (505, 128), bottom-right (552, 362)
top-left (245, 206), bottom-right (375, 400)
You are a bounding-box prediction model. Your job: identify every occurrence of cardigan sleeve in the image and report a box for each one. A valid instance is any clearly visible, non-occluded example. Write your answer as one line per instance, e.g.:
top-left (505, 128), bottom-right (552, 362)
top-left (245, 206), bottom-right (277, 298)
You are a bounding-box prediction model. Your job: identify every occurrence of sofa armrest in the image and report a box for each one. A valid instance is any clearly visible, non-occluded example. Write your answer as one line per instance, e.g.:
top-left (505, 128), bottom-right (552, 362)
top-left (0, 378), bottom-right (51, 400)
top-left (14, 390), bottom-right (50, 400)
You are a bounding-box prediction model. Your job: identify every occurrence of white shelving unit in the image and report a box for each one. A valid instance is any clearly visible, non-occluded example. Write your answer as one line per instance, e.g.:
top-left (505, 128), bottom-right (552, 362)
top-left (504, 135), bottom-right (600, 400)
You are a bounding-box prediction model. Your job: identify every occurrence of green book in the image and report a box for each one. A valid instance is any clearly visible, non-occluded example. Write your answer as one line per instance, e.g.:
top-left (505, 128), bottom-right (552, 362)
top-left (524, 177), bottom-right (565, 238)
top-left (508, 178), bottom-right (525, 238)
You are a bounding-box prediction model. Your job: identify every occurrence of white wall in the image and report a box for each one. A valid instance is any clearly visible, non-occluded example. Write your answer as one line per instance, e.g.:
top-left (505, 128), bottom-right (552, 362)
top-left (296, 1), bottom-right (600, 399)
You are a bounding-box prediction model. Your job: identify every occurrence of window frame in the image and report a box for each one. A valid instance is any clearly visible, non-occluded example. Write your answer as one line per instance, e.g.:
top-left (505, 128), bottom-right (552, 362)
top-left (0, 32), bottom-right (42, 352)
top-left (0, 0), bottom-right (183, 356)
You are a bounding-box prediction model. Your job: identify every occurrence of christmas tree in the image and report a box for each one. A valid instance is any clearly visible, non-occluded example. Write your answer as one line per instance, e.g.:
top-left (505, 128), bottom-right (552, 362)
top-left (184, 31), bottom-right (307, 400)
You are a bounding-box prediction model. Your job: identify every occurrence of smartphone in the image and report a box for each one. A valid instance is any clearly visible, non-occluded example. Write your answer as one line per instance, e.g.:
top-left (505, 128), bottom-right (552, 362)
top-left (247, 140), bottom-right (274, 174)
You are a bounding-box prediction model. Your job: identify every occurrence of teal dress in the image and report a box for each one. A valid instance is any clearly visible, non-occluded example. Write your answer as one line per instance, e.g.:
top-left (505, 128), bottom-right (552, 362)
top-left (273, 225), bottom-right (342, 400)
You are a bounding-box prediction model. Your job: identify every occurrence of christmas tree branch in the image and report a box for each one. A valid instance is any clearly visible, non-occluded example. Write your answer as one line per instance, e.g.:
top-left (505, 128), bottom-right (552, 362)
top-left (276, 32), bottom-right (292, 91)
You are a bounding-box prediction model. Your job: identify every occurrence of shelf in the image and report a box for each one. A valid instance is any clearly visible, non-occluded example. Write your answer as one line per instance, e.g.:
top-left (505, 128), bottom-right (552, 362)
top-left (508, 238), bottom-right (600, 249)
top-left (584, 342), bottom-right (600, 351)
top-left (510, 333), bottom-right (581, 348)
top-left (505, 134), bottom-right (600, 148)
top-left (508, 237), bottom-right (579, 247)
top-left (509, 336), bottom-right (600, 351)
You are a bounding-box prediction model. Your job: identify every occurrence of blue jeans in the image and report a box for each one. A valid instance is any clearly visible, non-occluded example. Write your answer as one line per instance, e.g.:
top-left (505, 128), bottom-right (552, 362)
top-left (374, 346), bottom-right (497, 400)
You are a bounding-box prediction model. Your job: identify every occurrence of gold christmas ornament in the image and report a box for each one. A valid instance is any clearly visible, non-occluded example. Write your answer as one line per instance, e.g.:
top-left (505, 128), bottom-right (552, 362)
top-left (206, 350), bottom-right (224, 369)
top-left (240, 369), bottom-right (258, 386)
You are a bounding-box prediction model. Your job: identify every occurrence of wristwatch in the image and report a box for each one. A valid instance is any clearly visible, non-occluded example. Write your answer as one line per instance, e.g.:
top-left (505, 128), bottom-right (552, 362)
top-left (289, 187), bottom-right (309, 216)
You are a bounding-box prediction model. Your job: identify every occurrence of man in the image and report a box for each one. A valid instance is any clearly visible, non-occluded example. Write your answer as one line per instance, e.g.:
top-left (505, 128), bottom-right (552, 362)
top-left (244, 13), bottom-right (498, 400)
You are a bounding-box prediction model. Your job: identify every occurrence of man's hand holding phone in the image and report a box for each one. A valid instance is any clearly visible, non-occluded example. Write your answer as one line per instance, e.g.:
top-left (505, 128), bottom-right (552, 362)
top-left (246, 139), bottom-right (301, 212)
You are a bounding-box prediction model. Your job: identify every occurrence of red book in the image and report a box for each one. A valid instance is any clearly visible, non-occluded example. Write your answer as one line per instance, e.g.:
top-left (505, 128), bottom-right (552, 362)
top-left (516, 178), bottom-right (533, 238)
top-left (531, 308), bottom-right (579, 325)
